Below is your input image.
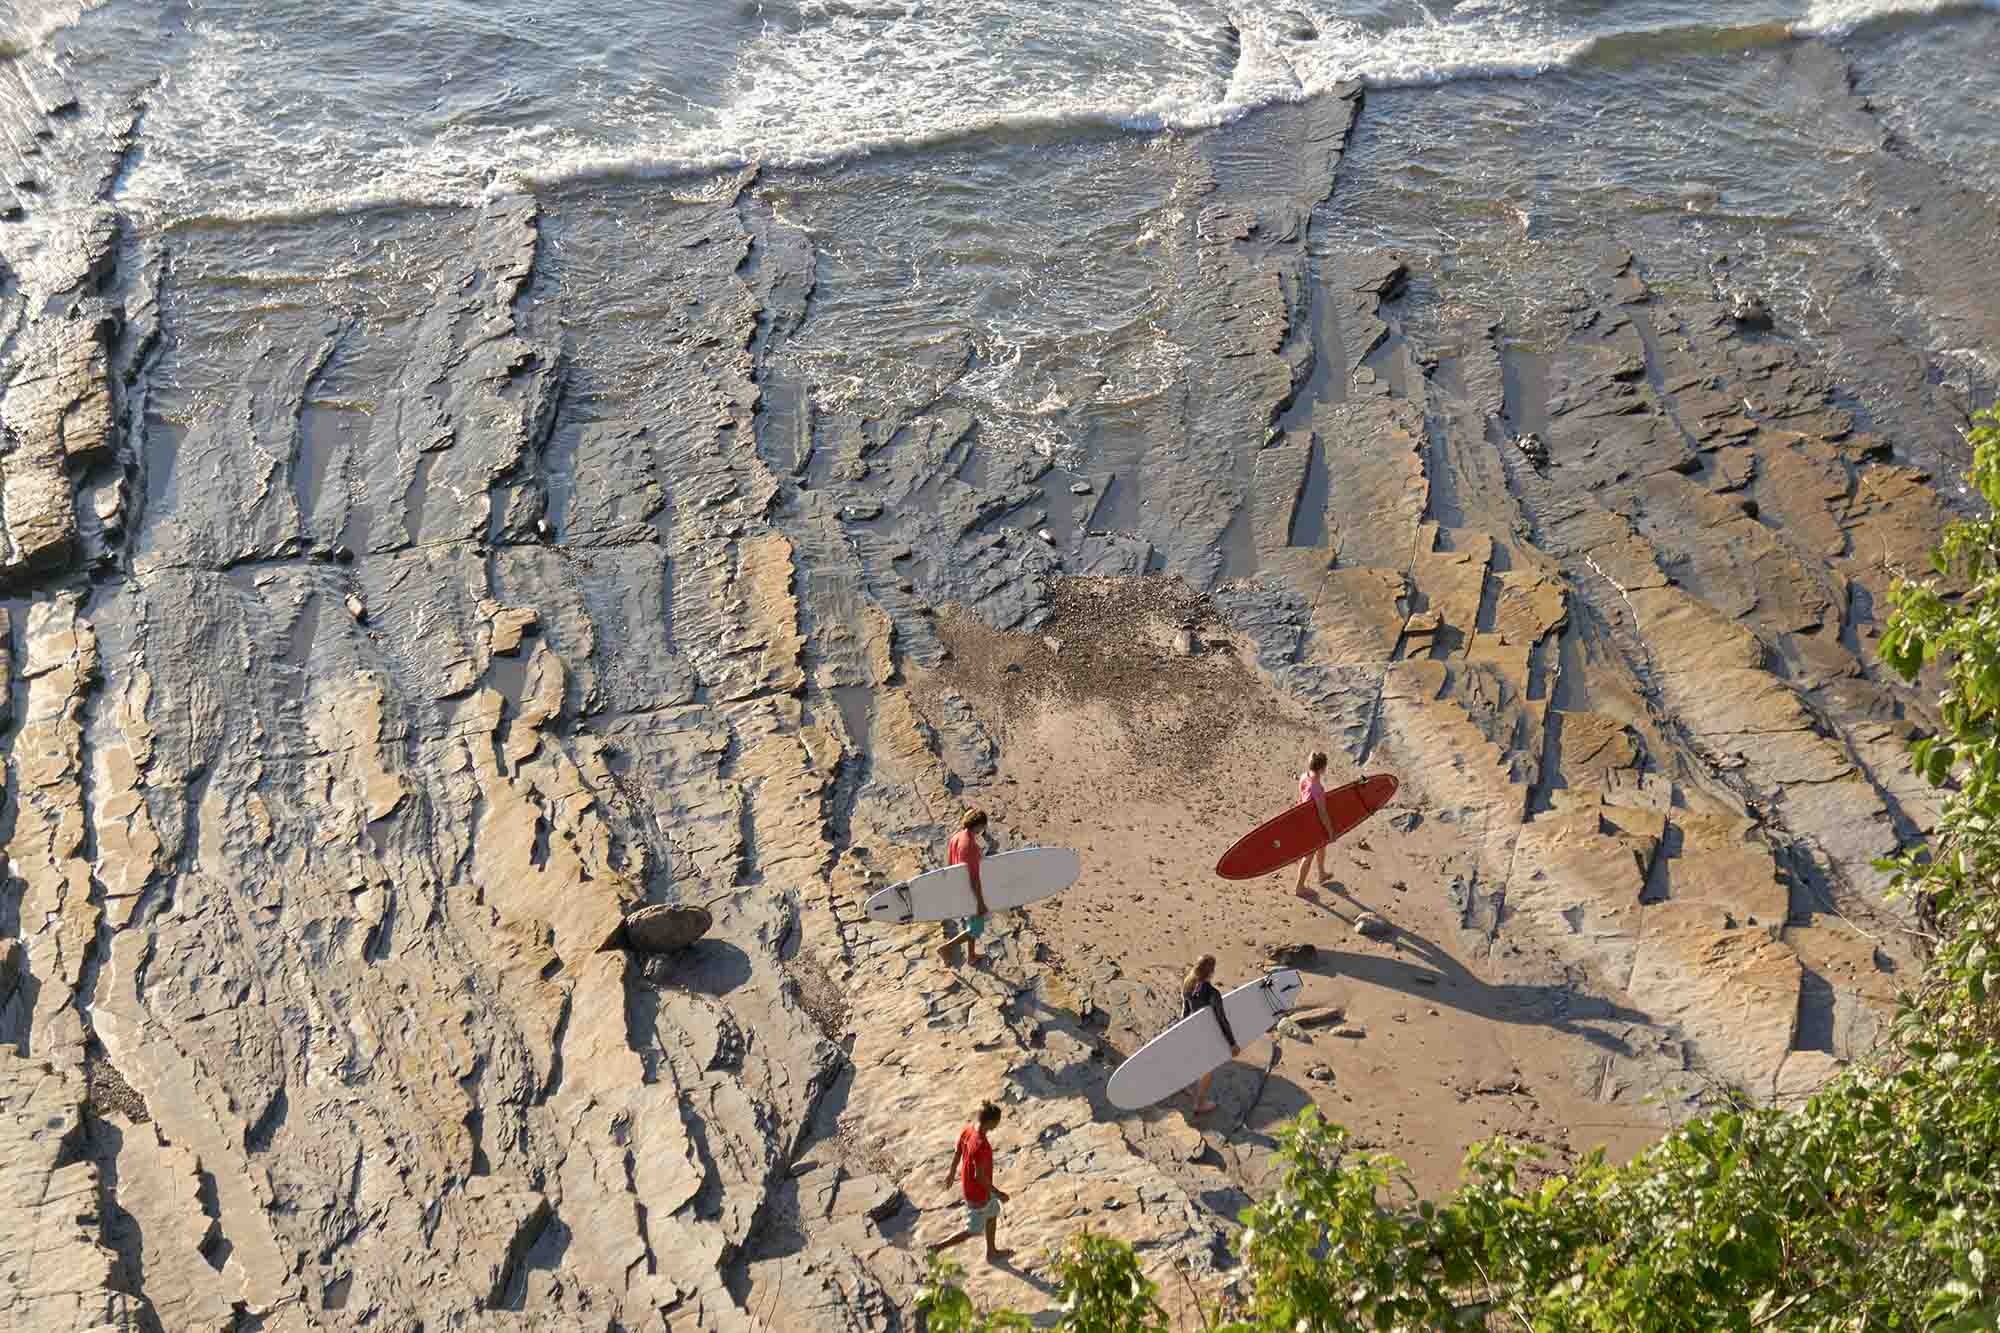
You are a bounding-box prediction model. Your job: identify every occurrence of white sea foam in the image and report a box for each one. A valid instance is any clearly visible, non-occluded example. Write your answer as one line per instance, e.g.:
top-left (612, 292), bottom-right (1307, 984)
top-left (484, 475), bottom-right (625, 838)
top-left (0, 0), bottom-right (104, 55)
top-left (1795, 0), bottom-right (2000, 36)
top-left (1277, 5), bottom-right (1593, 91)
top-left (110, 0), bottom-right (2000, 224)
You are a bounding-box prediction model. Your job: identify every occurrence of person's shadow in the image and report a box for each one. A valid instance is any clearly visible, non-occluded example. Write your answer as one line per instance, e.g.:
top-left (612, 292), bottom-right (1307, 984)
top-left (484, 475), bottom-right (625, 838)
top-left (995, 1255), bottom-right (1060, 1296)
top-left (1294, 922), bottom-right (1650, 1057)
top-left (1292, 876), bottom-right (1368, 922)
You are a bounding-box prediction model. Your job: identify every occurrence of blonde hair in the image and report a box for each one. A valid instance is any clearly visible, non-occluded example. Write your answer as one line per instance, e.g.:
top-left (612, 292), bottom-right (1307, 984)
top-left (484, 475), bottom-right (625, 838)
top-left (1306, 751), bottom-right (1328, 773)
top-left (1182, 954), bottom-right (1217, 995)
top-left (961, 808), bottom-right (988, 832)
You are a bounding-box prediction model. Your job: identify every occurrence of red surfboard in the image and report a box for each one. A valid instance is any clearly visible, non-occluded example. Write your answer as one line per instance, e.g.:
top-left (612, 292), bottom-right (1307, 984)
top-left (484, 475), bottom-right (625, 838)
top-left (1214, 774), bottom-right (1400, 880)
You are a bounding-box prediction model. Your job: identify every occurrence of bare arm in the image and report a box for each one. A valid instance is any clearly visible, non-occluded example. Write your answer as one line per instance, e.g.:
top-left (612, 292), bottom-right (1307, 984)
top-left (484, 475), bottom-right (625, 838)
top-left (979, 1151), bottom-right (1008, 1203)
top-left (1208, 989), bottom-right (1240, 1054)
top-left (1314, 790), bottom-right (1336, 838)
top-left (942, 1141), bottom-right (963, 1191)
top-left (968, 848), bottom-right (990, 916)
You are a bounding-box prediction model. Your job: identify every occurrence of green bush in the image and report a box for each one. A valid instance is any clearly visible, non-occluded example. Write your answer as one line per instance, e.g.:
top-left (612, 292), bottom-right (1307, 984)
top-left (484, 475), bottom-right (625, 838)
top-left (1879, 405), bottom-right (2000, 1042)
top-left (922, 408), bottom-right (2000, 1332)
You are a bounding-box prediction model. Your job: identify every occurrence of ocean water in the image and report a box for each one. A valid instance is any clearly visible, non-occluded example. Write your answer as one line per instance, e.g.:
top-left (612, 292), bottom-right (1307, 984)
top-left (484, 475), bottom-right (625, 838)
top-left (10, 0), bottom-right (1998, 489)
top-left (9, 0), bottom-right (1985, 223)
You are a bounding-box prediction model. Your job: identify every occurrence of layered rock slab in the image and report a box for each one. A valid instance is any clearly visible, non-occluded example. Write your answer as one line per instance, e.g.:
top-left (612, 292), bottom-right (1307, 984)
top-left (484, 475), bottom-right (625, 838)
top-left (0, 1051), bottom-right (142, 1332)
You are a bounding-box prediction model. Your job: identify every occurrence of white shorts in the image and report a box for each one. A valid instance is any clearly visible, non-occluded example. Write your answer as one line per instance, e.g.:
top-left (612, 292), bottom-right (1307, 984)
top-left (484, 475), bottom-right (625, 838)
top-left (963, 1196), bottom-right (1001, 1231)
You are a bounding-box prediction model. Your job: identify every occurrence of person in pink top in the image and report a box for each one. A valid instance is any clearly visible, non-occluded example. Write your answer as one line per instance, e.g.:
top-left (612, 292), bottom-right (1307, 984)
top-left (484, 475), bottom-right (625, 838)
top-left (937, 808), bottom-right (994, 966)
top-left (1293, 751), bottom-right (1337, 899)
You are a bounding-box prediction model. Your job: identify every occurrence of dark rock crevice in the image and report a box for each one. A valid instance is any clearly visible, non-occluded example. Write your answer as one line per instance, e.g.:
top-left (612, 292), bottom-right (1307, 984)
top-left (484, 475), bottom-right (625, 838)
top-left (84, 1112), bottom-right (169, 1333)
top-left (490, 1195), bottom-right (559, 1311)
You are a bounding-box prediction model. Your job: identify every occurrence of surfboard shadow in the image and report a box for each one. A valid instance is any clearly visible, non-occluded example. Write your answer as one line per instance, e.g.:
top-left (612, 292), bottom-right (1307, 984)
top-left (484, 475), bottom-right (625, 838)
top-left (1292, 934), bottom-right (1650, 1057)
top-left (1228, 1068), bottom-right (1319, 1148)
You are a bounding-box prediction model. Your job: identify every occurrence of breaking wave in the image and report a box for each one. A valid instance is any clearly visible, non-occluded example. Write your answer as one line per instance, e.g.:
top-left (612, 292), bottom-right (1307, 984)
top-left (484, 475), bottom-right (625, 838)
top-left (1795, 0), bottom-right (2000, 36)
top-left (109, 0), bottom-right (2000, 223)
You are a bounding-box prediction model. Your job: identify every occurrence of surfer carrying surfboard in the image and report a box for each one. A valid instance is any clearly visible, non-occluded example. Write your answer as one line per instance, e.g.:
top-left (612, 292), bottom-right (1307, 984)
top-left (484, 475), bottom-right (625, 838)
top-left (927, 1100), bottom-right (1014, 1264)
top-left (936, 809), bottom-right (994, 966)
top-left (1293, 751), bottom-right (1339, 899)
top-left (1182, 955), bottom-right (1240, 1115)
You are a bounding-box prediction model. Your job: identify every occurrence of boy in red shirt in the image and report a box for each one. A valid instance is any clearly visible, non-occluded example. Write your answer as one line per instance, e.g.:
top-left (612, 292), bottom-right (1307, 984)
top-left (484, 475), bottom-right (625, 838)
top-left (927, 1101), bottom-right (1013, 1264)
top-left (936, 808), bottom-right (994, 966)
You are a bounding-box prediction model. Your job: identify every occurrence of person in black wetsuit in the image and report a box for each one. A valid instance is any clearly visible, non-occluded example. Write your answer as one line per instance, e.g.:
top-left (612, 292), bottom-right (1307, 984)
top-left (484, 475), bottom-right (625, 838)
top-left (1182, 953), bottom-right (1240, 1115)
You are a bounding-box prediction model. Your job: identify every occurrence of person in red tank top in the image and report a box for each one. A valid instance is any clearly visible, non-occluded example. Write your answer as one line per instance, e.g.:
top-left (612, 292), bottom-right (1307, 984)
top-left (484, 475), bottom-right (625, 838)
top-left (1293, 750), bottom-right (1337, 899)
top-left (927, 1100), bottom-right (1013, 1264)
top-left (936, 808), bottom-right (993, 967)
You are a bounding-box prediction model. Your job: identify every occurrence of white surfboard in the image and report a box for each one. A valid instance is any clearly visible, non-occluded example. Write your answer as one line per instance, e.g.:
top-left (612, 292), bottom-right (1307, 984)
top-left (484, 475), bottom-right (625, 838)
top-left (862, 847), bottom-right (1082, 925)
top-left (1106, 970), bottom-right (1305, 1110)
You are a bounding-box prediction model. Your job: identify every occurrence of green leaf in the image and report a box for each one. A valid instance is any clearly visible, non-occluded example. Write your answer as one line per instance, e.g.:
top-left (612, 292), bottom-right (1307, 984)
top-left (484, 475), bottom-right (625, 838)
top-left (1933, 744), bottom-right (1960, 784)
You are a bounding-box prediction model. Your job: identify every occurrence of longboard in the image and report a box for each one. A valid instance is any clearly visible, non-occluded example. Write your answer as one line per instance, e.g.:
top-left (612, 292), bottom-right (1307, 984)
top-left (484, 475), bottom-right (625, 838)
top-left (1214, 774), bottom-right (1399, 880)
top-left (1107, 970), bottom-right (1305, 1110)
top-left (862, 847), bottom-right (1082, 925)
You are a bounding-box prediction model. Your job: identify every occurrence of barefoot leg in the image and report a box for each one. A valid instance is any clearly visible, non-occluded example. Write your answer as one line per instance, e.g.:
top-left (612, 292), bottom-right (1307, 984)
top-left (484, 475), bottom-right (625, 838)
top-left (929, 1228), bottom-right (975, 1257)
top-left (984, 1215), bottom-right (1014, 1264)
